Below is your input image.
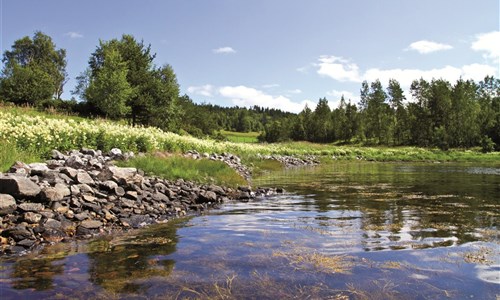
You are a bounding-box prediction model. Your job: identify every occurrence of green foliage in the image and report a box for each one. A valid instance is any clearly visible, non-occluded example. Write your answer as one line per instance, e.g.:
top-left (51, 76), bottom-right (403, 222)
top-left (118, 155), bottom-right (247, 187)
top-left (0, 31), bottom-right (67, 104)
top-left (75, 34), bottom-right (180, 130)
top-left (0, 141), bottom-right (42, 172)
top-left (220, 130), bottom-right (259, 143)
top-left (86, 48), bottom-right (132, 119)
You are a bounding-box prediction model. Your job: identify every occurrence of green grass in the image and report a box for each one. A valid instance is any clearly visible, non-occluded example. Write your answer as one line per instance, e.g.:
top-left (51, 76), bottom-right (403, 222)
top-left (220, 130), bottom-right (260, 143)
top-left (0, 141), bottom-right (42, 172)
top-left (117, 154), bottom-right (247, 187)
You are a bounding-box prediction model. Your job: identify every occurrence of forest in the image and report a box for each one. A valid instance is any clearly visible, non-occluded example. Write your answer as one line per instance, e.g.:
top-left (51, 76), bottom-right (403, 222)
top-left (1, 31), bottom-right (499, 152)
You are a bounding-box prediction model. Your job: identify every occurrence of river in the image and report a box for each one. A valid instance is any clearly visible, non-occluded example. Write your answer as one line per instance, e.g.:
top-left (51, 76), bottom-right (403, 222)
top-left (0, 161), bottom-right (499, 299)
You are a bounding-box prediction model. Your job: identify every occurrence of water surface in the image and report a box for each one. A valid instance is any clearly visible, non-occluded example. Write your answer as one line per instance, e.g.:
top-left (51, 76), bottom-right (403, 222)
top-left (1, 162), bottom-right (499, 299)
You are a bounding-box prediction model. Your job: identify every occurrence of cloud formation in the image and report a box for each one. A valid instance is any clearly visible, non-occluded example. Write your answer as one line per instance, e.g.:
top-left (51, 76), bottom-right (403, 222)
top-left (471, 31), bottom-right (500, 63)
top-left (317, 55), bottom-right (361, 82)
top-left (316, 57), bottom-right (497, 89)
top-left (213, 46), bottom-right (236, 54)
top-left (218, 85), bottom-right (314, 113)
top-left (406, 40), bottom-right (453, 54)
top-left (187, 84), bottom-right (215, 97)
top-left (65, 31), bottom-right (83, 39)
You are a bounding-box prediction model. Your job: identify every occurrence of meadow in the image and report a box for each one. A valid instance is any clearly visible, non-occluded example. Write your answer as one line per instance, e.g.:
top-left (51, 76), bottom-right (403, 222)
top-left (1, 106), bottom-right (498, 178)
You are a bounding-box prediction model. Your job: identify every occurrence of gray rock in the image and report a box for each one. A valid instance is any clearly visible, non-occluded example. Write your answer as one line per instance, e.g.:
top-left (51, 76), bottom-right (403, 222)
top-left (51, 149), bottom-right (66, 160)
top-left (114, 186), bottom-right (125, 197)
top-left (151, 192), bottom-right (169, 202)
top-left (197, 191), bottom-right (218, 203)
top-left (76, 171), bottom-right (95, 185)
top-left (120, 198), bottom-right (136, 208)
top-left (54, 183), bottom-right (71, 197)
top-left (100, 180), bottom-right (118, 191)
top-left (40, 187), bottom-right (64, 202)
top-left (208, 184), bottom-right (226, 195)
top-left (0, 175), bottom-right (41, 198)
top-left (0, 194), bottom-right (16, 215)
top-left (65, 155), bottom-right (86, 169)
top-left (60, 167), bottom-right (78, 179)
top-left (79, 220), bottom-right (103, 229)
top-left (74, 212), bottom-right (90, 221)
top-left (5, 226), bottom-right (33, 241)
top-left (18, 202), bottom-right (44, 212)
top-left (24, 212), bottom-right (42, 223)
top-left (28, 162), bottom-right (49, 176)
top-left (108, 166), bottom-right (137, 182)
top-left (17, 238), bottom-right (36, 248)
top-left (44, 218), bottom-right (62, 229)
top-left (45, 159), bottom-right (64, 169)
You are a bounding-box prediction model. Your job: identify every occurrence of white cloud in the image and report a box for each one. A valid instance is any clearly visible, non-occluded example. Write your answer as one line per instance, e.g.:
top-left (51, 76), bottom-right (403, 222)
top-left (261, 83), bottom-right (280, 89)
top-left (187, 84), bottom-right (215, 97)
top-left (317, 55), bottom-right (362, 82)
top-left (471, 31), bottom-right (500, 63)
top-left (326, 90), bottom-right (360, 105)
top-left (213, 46), bottom-right (236, 54)
top-left (65, 31), bottom-right (83, 39)
top-left (315, 54), bottom-right (497, 89)
top-left (364, 64), bottom-right (497, 88)
top-left (406, 40), bottom-right (453, 54)
top-left (287, 89), bottom-right (302, 94)
top-left (218, 85), bottom-right (314, 113)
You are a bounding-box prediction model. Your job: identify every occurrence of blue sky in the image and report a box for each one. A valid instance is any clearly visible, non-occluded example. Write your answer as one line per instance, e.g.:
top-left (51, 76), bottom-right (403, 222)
top-left (1, 0), bottom-right (499, 112)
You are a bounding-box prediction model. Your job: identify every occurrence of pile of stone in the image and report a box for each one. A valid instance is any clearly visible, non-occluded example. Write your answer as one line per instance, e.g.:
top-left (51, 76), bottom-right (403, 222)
top-left (257, 154), bottom-right (320, 168)
top-left (0, 148), bottom-right (283, 255)
top-left (184, 150), bottom-right (252, 180)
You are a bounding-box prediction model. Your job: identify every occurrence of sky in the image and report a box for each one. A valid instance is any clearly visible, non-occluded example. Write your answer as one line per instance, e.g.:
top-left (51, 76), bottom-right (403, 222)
top-left (1, 0), bottom-right (499, 113)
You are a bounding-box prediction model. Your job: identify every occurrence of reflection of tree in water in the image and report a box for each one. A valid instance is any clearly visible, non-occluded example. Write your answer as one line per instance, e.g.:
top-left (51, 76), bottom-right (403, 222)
top-left (10, 247), bottom-right (69, 291)
top-left (86, 220), bottom-right (182, 294)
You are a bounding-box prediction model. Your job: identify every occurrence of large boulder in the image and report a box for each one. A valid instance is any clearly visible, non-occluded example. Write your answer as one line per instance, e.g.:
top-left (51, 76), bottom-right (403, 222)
top-left (0, 194), bottom-right (16, 215)
top-left (0, 175), bottom-right (41, 198)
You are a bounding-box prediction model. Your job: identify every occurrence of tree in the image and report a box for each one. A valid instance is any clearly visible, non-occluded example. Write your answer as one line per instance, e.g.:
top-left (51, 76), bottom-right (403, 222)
top-left (85, 48), bottom-right (132, 119)
top-left (311, 98), bottom-right (332, 143)
top-left (387, 79), bottom-right (407, 145)
top-left (75, 34), bottom-right (181, 129)
top-left (0, 31), bottom-right (67, 104)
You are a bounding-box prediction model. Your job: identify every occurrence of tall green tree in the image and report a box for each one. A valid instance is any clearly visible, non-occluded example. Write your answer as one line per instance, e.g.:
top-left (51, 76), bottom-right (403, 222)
top-left (85, 48), bottom-right (132, 119)
top-left (0, 31), bottom-right (67, 104)
top-left (75, 34), bottom-right (180, 129)
top-left (387, 79), bottom-right (407, 145)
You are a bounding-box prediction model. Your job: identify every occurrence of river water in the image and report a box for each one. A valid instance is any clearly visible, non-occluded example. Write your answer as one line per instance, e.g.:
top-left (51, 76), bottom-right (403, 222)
top-left (0, 161), bottom-right (499, 299)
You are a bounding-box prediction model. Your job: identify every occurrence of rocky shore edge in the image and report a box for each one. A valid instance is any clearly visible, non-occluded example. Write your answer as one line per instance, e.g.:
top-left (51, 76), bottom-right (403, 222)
top-left (0, 148), bottom-right (285, 256)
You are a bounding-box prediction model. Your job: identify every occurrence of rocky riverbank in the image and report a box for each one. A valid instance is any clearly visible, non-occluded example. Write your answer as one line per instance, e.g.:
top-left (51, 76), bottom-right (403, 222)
top-left (184, 150), bottom-right (320, 180)
top-left (0, 148), bottom-right (283, 256)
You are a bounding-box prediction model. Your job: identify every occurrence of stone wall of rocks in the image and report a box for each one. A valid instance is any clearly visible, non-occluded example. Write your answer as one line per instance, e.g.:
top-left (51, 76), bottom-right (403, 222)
top-left (0, 148), bottom-right (283, 255)
top-left (184, 150), bottom-right (252, 180)
top-left (257, 154), bottom-right (320, 168)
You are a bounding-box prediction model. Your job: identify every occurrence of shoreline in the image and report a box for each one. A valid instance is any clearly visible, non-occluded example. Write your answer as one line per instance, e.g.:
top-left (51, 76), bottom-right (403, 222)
top-left (0, 148), bottom-right (286, 256)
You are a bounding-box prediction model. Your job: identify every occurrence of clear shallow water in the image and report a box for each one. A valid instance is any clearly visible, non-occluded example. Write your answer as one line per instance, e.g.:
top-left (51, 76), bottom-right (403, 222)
top-left (0, 162), bottom-right (499, 299)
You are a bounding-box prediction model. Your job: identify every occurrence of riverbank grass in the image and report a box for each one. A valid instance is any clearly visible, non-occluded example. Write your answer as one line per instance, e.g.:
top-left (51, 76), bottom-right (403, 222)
top-left (220, 130), bottom-right (260, 143)
top-left (0, 142), bottom-right (42, 172)
top-left (117, 154), bottom-right (247, 187)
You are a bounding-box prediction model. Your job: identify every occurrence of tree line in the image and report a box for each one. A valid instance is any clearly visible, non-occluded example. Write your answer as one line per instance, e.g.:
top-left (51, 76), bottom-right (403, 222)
top-left (1, 31), bottom-right (498, 151)
top-left (259, 77), bottom-right (499, 151)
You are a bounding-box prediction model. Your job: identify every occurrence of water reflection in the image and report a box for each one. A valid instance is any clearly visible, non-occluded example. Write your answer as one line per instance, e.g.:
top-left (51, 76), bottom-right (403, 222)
top-left (254, 162), bottom-right (499, 251)
top-left (0, 162), bottom-right (498, 299)
top-left (85, 220), bottom-right (181, 293)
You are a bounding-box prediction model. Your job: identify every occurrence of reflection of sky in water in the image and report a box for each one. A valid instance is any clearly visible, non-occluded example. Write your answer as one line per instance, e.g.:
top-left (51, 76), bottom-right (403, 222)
top-left (1, 162), bottom-right (499, 299)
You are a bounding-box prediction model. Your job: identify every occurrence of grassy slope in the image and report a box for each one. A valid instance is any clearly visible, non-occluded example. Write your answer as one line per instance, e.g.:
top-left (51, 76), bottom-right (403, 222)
top-left (1, 105), bottom-right (499, 177)
top-left (220, 130), bottom-right (260, 143)
top-left (117, 155), bottom-right (247, 187)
